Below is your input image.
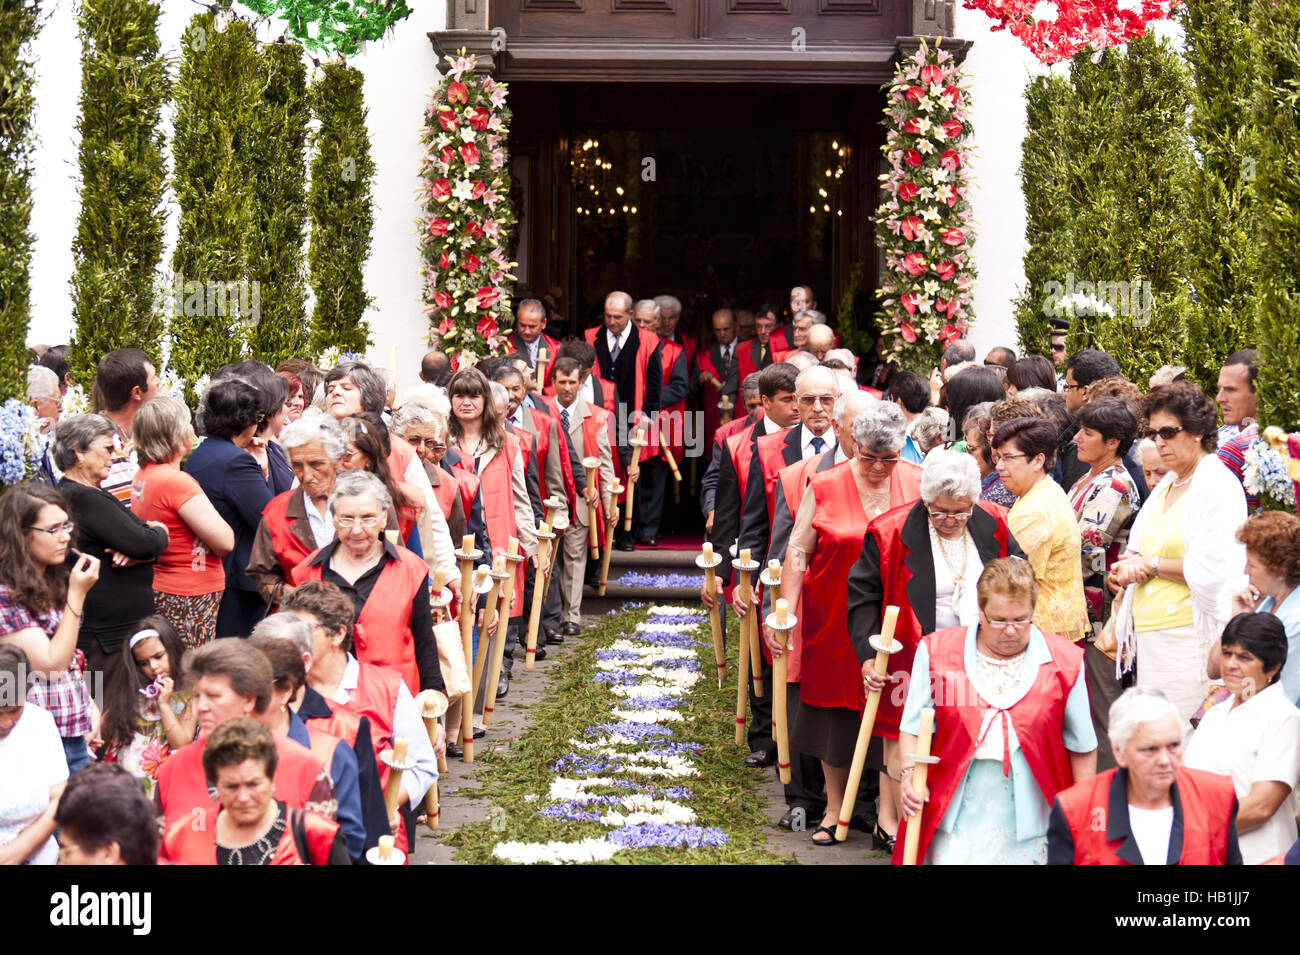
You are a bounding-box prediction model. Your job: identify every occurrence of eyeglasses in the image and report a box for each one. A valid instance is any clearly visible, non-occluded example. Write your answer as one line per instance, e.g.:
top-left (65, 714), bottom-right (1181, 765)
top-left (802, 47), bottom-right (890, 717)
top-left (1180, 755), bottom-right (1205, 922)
top-left (993, 452), bottom-right (1028, 464)
top-left (335, 516), bottom-right (383, 530)
top-left (857, 453), bottom-right (900, 466)
top-left (407, 437), bottom-right (446, 452)
top-left (798, 394), bottom-right (835, 407)
top-left (927, 508), bottom-right (973, 523)
top-left (1061, 383), bottom-right (1082, 392)
top-left (1143, 425), bottom-right (1185, 442)
top-left (982, 614), bottom-right (1033, 631)
top-left (25, 522), bottom-right (75, 538)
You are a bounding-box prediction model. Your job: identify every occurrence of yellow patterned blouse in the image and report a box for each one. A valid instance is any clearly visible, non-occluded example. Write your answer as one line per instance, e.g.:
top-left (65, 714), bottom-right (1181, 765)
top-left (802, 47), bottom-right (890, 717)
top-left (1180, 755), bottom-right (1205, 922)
top-left (1008, 476), bottom-right (1089, 642)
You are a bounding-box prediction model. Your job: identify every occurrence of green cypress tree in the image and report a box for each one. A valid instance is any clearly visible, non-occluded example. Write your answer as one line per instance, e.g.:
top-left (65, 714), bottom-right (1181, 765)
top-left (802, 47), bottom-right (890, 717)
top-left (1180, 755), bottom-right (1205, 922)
top-left (0, 0), bottom-right (41, 402)
top-left (70, 0), bottom-right (170, 385)
top-left (1180, 0), bottom-right (1260, 394)
top-left (169, 10), bottom-right (261, 403)
top-left (1015, 73), bottom-right (1075, 358)
top-left (1252, 0), bottom-right (1300, 429)
top-left (307, 61), bottom-right (374, 356)
top-left (245, 41), bottom-right (309, 367)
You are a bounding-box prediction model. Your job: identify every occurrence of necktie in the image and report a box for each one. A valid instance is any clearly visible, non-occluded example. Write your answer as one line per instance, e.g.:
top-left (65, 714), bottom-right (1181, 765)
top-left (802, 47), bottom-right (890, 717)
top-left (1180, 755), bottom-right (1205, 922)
top-left (610, 335), bottom-right (622, 364)
top-left (811, 436), bottom-right (825, 455)
top-left (760, 342), bottom-right (768, 363)
top-left (561, 408), bottom-right (571, 433)
top-left (721, 346), bottom-right (731, 372)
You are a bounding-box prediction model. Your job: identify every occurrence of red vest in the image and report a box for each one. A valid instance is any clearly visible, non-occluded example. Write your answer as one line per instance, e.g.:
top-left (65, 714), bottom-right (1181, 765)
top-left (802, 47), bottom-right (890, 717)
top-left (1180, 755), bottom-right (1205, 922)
top-left (725, 421), bottom-right (761, 506)
top-left (162, 803), bottom-right (340, 865)
top-left (387, 435), bottom-right (417, 489)
top-left (430, 467), bottom-right (460, 522)
top-left (453, 433), bottom-right (525, 617)
top-left (867, 498), bottom-right (1012, 739)
top-left (586, 325), bottom-right (658, 465)
top-left (697, 347), bottom-right (731, 455)
top-left (768, 327), bottom-right (790, 353)
top-left (547, 397), bottom-right (612, 547)
top-left (261, 490), bottom-right (316, 582)
top-left (894, 624), bottom-right (1083, 865)
top-left (290, 547), bottom-right (431, 694)
top-left (528, 406), bottom-right (578, 515)
top-left (304, 700), bottom-right (364, 756)
top-left (156, 734), bottom-right (327, 844)
top-left (657, 338), bottom-right (686, 464)
top-left (799, 462), bottom-right (879, 710)
top-left (736, 337), bottom-right (772, 386)
top-left (771, 453), bottom-right (829, 682)
top-left (1053, 767), bottom-right (1238, 865)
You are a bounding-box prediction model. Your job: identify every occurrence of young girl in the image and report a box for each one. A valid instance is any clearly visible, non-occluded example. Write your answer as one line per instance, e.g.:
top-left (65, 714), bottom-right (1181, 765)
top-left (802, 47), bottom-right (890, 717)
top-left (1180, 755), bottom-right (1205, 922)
top-left (100, 616), bottom-right (196, 797)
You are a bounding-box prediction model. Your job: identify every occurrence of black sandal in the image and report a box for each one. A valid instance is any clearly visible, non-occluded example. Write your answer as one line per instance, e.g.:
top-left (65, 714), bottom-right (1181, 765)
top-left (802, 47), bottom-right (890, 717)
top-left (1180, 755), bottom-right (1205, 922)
top-left (811, 824), bottom-right (844, 847)
top-left (872, 823), bottom-right (896, 852)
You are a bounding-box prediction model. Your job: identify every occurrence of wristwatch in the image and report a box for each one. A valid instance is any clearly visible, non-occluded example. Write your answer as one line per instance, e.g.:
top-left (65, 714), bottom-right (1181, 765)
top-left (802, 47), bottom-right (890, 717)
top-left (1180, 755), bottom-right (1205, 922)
top-left (1150, 556), bottom-right (1161, 576)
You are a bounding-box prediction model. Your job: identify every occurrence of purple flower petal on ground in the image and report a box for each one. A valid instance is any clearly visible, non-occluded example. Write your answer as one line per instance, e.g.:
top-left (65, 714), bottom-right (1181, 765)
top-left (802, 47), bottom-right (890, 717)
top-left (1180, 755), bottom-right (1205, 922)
top-left (664, 786), bottom-right (692, 800)
top-left (618, 573), bottom-right (704, 589)
top-left (607, 824), bottom-right (730, 849)
top-left (645, 614), bottom-right (706, 626)
top-left (613, 695), bottom-right (684, 710)
top-left (631, 631), bottom-right (699, 648)
top-left (590, 722), bottom-right (674, 741)
top-left (550, 754), bottom-right (622, 775)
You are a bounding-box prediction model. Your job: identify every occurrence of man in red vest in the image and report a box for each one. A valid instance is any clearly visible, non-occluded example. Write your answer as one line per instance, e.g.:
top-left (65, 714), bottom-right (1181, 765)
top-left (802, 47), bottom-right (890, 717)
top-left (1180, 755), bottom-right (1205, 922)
top-left (654, 294), bottom-right (697, 370)
top-left (508, 298), bottom-right (562, 390)
top-left (736, 303), bottom-right (778, 385)
top-left (1049, 687), bottom-right (1242, 864)
top-left (585, 290), bottom-right (662, 551)
top-left (550, 340), bottom-right (617, 417)
top-left (631, 299), bottom-right (689, 547)
top-left (700, 373), bottom-right (763, 535)
top-left (694, 309), bottom-right (739, 464)
top-left (548, 357), bottom-right (616, 634)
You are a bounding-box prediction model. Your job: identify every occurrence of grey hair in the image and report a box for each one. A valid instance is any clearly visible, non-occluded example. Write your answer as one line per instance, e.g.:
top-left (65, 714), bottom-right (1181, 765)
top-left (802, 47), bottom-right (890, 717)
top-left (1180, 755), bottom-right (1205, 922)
top-left (912, 406), bottom-right (951, 454)
top-left (653, 294), bottom-right (681, 315)
top-left (1108, 686), bottom-right (1184, 754)
top-left (27, 365), bottom-right (59, 401)
top-left (52, 413), bottom-right (115, 471)
top-left (943, 341), bottom-right (976, 366)
top-left (833, 387), bottom-right (874, 429)
top-left (400, 383), bottom-right (450, 416)
top-left (488, 380), bottom-right (509, 413)
top-left (795, 365), bottom-right (837, 397)
top-left (805, 310), bottom-right (829, 325)
top-left (391, 403), bottom-right (436, 435)
top-left (516, 298), bottom-right (546, 319)
top-left (605, 290), bottom-right (634, 312)
top-left (329, 468), bottom-right (391, 514)
top-left (806, 325), bottom-right (835, 350)
top-left (852, 402), bottom-right (907, 455)
top-left (325, 361), bottom-right (386, 414)
top-left (279, 414), bottom-right (347, 461)
top-left (920, 448), bottom-right (980, 504)
top-left (633, 299), bottom-right (660, 320)
top-left (825, 348), bottom-right (856, 369)
top-left (1137, 437), bottom-right (1158, 459)
top-left (740, 372), bottom-right (761, 398)
top-left (250, 612), bottom-right (315, 658)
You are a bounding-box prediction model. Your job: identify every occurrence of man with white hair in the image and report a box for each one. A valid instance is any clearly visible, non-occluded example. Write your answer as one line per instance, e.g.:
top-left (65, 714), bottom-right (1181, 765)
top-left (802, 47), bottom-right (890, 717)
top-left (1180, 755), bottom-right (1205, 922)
top-left (1048, 687), bottom-right (1242, 864)
top-left (27, 365), bottom-right (62, 486)
top-left (653, 293), bottom-right (697, 369)
top-left (585, 290), bottom-right (663, 550)
top-left (632, 299), bottom-right (689, 546)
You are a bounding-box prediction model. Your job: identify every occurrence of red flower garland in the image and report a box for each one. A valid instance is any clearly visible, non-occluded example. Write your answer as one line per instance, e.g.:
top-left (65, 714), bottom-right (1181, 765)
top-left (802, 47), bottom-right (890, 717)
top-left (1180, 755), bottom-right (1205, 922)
top-left (963, 0), bottom-right (1182, 64)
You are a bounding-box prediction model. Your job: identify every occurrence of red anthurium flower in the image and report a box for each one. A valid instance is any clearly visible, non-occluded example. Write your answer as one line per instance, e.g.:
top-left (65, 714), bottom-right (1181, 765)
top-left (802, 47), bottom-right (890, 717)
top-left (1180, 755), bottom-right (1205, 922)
top-left (439, 252), bottom-right (451, 270)
top-left (945, 188), bottom-right (959, 208)
top-left (467, 107), bottom-right (491, 131)
top-left (432, 290), bottom-right (452, 311)
top-left (940, 150), bottom-right (961, 171)
top-left (440, 145), bottom-right (455, 165)
top-left (464, 221), bottom-right (484, 239)
top-left (935, 297), bottom-right (950, 315)
top-left (428, 218), bottom-right (450, 237)
top-left (449, 352), bottom-right (462, 372)
top-left (447, 81), bottom-right (469, 105)
top-left (900, 321), bottom-right (918, 343)
top-left (903, 253), bottom-right (928, 276)
top-left (437, 109), bottom-right (458, 132)
top-left (940, 323), bottom-right (961, 343)
top-left (901, 216), bottom-right (923, 241)
top-left (898, 181), bottom-right (920, 201)
top-left (477, 287), bottom-right (501, 310)
top-left (905, 85), bottom-right (925, 103)
top-left (438, 317), bottom-right (455, 335)
top-left (941, 85), bottom-right (961, 107)
top-left (941, 228), bottom-right (965, 246)
top-left (920, 64), bottom-right (943, 86)
top-left (470, 181), bottom-right (486, 199)
top-left (463, 253), bottom-right (480, 273)
top-left (935, 260), bottom-right (957, 282)
top-left (904, 149), bottom-right (923, 167)
top-left (476, 313), bottom-right (498, 338)
top-left (943, 120), bottom-right (964, 139)
top-left (901, 293), bottom-right (918, 315)
top-left (460, 143), bottom-right (480, 166)
top-left (431, 179), bottom-right (451, 203)
top-left (902, 117), bottom-right (923, 135)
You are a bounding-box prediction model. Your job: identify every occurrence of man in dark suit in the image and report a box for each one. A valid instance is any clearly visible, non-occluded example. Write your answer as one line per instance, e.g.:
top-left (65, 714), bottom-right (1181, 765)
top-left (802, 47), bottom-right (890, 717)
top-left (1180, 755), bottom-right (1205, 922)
top-left (508, 298), bottom-right (562, 390)
top-left (695, 309), bottom-right (740, 463)
top-left (585, 291), bottom-right (662, 551)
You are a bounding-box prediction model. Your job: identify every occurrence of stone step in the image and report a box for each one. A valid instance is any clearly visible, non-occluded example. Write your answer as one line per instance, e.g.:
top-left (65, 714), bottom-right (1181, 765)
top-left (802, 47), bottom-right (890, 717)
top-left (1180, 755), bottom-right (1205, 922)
top-left (608, 547), bottom-right (702, 569)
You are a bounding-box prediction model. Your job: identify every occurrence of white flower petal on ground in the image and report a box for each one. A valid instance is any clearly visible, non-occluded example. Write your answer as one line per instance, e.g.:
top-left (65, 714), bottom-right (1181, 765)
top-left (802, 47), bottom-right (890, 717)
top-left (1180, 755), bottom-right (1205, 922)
top-left (646, 605), bottom-right (705, 615)
top-left (611, 708), bottom-right (684, 723)
top-left (492, 838), bottom-right (622, 864)
top-left (634, 622), bottom-right (699, 633)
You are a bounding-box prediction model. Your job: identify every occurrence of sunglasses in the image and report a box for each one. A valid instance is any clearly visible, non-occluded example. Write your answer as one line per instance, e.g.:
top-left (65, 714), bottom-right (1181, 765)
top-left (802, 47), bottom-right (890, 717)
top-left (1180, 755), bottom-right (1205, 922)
top-left (1142, 425), bottom-right (1185, 442)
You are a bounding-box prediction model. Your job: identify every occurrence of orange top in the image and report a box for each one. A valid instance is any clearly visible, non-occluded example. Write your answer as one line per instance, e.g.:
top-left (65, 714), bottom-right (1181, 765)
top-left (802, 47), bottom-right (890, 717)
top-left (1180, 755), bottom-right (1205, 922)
top-left (132, 462), bottom-right (226, 596)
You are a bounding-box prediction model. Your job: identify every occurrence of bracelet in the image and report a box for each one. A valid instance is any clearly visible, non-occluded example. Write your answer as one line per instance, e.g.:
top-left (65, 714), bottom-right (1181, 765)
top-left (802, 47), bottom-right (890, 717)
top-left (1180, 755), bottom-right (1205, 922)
top-left (65, 603), bottom-right (84, 620)
top-left (900, 767), bottom-right (915, 777)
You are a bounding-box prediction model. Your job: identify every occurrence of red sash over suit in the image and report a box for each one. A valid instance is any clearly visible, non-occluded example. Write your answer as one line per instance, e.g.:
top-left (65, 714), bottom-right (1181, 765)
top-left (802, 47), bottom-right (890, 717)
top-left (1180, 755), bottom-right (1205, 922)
top-left (510, 331), bottom-right (562, 387)
top-left (893, 625), bottom-right (1083, 865)
top-left (657, 338), bottom-right (686, 465)
top-left (452, 432), bottom-right (526, 617)
top-left (290, 546), bottom-right (431, 695)
top-left (527, 405), bottom-right (578, 515)
top-left (1053, 768), bottom-right (1237, 865)
top-left (545, 396), bottom-right (611, 548)
top-left (772, 453), bottom-right (827, 683)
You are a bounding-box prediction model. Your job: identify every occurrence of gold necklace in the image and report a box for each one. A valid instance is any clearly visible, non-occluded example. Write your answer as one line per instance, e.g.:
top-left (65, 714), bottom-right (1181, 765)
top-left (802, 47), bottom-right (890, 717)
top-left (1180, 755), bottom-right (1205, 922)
top-left (930, 523), bottom-right (969, 582)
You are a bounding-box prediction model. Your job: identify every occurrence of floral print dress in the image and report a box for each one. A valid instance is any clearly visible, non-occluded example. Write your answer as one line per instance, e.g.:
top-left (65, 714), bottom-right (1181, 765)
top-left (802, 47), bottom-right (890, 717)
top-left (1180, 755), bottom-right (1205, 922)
top-left (1068, 464), bottom-right (1139, 634)
top-left (105, 691), bottom-right (192, 799)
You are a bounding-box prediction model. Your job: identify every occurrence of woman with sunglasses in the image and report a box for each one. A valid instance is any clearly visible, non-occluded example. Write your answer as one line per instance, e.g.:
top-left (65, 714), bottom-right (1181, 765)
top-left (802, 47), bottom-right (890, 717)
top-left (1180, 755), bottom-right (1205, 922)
top-left (848, 448), bottom-right (1023, 849)
top-left (992, 416), bottom-right (1090, 645)
top-left (764, 401), bottom-right (922, 846)
top-left (889, 557), bottom-right (1097, 864)
top-left (0, 483), bottom-right (101, 774)
top-left (1108, 383), bottom-right (1248, 724)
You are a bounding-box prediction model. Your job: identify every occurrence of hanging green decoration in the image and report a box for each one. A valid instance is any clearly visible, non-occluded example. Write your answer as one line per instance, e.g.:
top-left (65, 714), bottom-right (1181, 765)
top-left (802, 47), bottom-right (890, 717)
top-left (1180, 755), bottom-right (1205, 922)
top-left (237, 0), bottom-right (412, 56)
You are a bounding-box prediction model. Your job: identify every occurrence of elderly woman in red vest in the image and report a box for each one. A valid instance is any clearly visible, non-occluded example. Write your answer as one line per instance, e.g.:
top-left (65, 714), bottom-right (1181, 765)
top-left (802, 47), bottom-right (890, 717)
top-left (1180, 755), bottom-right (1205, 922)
top-left (764, 401), bottom-right (922, 846)
top-left (248, 415), bottom-right (348, 607)
top-left (164, 718), bottom-right (350, 865)
top-left (846, 449), bottom-right (1021, 849)
top-left (890, 558), bottom-right (1097, 864)
top-left (288, 470), bottom-right (444, 698)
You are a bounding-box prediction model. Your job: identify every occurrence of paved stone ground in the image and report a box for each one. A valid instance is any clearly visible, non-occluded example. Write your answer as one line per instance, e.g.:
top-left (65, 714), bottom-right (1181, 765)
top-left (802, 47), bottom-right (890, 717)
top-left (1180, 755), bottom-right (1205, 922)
top-left (409, 607), bottom-right (892, 865)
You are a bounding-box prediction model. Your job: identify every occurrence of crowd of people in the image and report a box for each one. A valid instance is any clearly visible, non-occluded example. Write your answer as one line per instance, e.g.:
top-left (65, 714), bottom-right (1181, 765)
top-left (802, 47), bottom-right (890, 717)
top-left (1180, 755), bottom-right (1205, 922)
top-left (3, 290), bottom-right (1298, 866)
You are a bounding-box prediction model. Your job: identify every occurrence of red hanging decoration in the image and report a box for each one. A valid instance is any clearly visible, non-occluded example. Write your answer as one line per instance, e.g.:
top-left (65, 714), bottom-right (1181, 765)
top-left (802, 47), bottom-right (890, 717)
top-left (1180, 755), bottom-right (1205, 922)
top-left (961, 0), bottom-right (1183, 64)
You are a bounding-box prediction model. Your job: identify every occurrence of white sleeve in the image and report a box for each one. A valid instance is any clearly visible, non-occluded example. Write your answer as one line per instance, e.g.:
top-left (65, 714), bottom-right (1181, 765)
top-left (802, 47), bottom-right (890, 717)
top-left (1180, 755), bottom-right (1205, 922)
top-left (405, 456), bottom-right (454, 576)
top-left (393, 681), bottom-right (438, 808)
top-left (1252, 705), bottom-right (1300, 789)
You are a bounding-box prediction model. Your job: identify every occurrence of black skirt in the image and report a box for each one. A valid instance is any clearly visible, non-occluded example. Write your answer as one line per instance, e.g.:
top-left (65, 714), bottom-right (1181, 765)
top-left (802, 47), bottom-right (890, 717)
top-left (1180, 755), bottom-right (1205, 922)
top-left (791, 702), bottom-right (863, 769)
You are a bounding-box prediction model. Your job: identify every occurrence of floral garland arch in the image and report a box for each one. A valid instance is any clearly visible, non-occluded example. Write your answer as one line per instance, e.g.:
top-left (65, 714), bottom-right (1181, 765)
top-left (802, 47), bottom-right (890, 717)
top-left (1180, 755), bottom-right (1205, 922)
top-left (417, 52), bottom-right (517, 370)
top-left (236, 0), bottom-right (413, 56)
top-left (874, 40), bottom-right (976, 373)
top-left (962, 0), bottom-right (1183, 64)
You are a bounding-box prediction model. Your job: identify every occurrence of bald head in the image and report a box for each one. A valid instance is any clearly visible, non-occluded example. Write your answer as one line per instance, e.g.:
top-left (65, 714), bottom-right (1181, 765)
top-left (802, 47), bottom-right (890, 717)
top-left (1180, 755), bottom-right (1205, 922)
top-left (604, 291), bottom-right (633, 336)
top-left (712, 309), bottom-right (736, 346)
top-left (806, 324), bottom-right (835, 359)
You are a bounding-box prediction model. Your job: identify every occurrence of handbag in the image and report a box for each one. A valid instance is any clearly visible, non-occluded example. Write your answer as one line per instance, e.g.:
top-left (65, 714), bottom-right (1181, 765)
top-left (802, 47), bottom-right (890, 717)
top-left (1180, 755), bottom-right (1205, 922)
top-left (434, 619), bottom-right (471, 700)
top-left (1094, 610), bottom-right (1119, 661)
